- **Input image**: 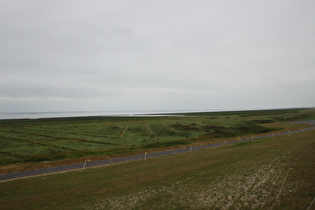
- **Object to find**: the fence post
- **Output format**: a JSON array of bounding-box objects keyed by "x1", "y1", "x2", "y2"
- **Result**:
[
  {"x1": 144, "y1": 152, "x2": 147, "y2": 160},
  {"x1": 190, "y1": 145, "x2": 192, "y2": 152},
  {"x1": 307, "y1": 197, "x2": 315, "y2": 210},
  {"x1": 83, "y1": 159, "x2": 91, "y2": 169}
]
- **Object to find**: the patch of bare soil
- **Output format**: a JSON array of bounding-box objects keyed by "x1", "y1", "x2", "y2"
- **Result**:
[
  {"x1": 88, "y1": 154, "x2": 297, "y2": 209},
  {"x1": 183, "y1": 155, "x2": 296, "y2": 209}
]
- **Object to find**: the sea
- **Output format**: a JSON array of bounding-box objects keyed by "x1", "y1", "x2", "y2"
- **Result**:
[
  {"x1": 0, "y1": 109, "x2": 233, "y2": 120},
  {"x1": 0, "y1": 107, "x2": 290, "y2": 120}
]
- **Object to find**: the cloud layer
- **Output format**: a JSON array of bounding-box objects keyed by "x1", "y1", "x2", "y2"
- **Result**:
[{"x1": 1, "y1": 0, "x2": 315, "y2": 112}]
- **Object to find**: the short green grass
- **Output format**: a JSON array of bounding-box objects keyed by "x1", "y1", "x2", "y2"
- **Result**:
[
  {"x1": 0, "y1": 108, "x2": 314, "y2": 165},
  {"x1": 0, "y1": 128, "x2": 314, "y2": 209}
]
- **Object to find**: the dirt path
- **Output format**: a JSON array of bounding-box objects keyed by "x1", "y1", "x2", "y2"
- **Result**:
[
  {"x1": 145, "y1": 125, "x2": 153, "y2": 138},
  {"x1": 119, "y1": 126, "x2": 128, "y2": 138}
]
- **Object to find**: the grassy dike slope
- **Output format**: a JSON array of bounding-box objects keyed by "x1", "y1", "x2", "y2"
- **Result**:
[{"x1": 1, "y1": 130, "x2": 314, "y2": 209}]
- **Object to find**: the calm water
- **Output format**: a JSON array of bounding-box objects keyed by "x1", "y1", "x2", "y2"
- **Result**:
[
  {"x1": 0, "y1": 111, "x2": 129, "y2": 120},
  {"x1": 0, "y1": 107, "x2": 274, "y2": 120},
  {"x1": 0, "y1": 109, "x2": 220, "y2": 120}
]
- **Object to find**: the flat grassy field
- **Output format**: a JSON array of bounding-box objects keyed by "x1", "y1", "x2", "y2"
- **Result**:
[
  {"x1": 1, "y1": 128, "x2": 314, "y2": 209},
  {"x1": 0, "y1": 108, "x2": 314, "y2": 170}
]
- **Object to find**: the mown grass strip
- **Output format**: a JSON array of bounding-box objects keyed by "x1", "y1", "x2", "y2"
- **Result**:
[
  {"x1": 2, "y1": 129, "x2": 122, "y2": 146},
  {"x1": 0, "y1": 134, "x2": 76, "y2": 151},
  {"x1": 26, "y1": 126, "x2": 121, "y2": 139},
  {"x1": 0, "y1": 150, "x2": 27, "y2": 159}
]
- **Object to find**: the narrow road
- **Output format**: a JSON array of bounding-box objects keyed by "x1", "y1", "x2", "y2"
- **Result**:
[{"x1": 1, "y1": 121, "x2": 314, "y2": 181}]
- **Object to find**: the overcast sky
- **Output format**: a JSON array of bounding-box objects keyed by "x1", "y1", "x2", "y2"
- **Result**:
[{"x1": 1, "y1": 0, "x2": 315, "y2": 113}]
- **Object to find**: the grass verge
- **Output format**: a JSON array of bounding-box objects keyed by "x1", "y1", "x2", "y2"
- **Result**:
[{"x1": 0, "y1": 129, "x2": 314, "y2": 209}]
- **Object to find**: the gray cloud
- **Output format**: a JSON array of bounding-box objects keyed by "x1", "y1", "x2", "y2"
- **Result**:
[{"x1": 1, "y1": 0, "x2": 315, "y2": 112}]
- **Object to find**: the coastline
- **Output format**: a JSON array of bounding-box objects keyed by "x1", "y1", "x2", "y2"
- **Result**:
[
  {"x1": 0, "y1": 107, "x2": 310, "y2": 121},
  {"x1": 0, "y1": 109, "x2": 220, "y2": 120}
]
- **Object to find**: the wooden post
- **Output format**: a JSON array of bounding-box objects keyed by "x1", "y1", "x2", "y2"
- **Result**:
[
  {"x1": 83, "y1": 159, "x2": 91, "y2": 169},
  {"x1": 144, "y1": 152, "x2": 147, "y2": 160},
  {"x1": 190, "y1": 145, "x2": 192, "y2": 152}
]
